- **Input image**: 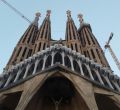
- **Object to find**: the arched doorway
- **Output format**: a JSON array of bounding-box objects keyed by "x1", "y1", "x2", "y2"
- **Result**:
[
  {"x1": 25, "y1": 76, "x2": 89, "y2": 110},
  {"x1": 0, "y1": 91, "x2": 22, "y2": 110},
  {"x1": 95, "y1": 93, "x2": 120, "y2": 110}
]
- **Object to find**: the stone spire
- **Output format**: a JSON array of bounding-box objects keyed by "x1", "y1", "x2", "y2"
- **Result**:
[
  {"x1": 65, "y1": 10, "x2": 82, "y2": 53},
  {"x1": 78, "y1": 13, "x2": 84, "y2": 25},
  {"x1": 6, "y1": 12, "x2": 40, "y2": 70},
  {"x1": 33, "y1": 12, "x2": 41, "y2": 26},
  {"x1": 34, "y1": 10, "x2": 51, "y2": 53},
  {"x1": 46, "y1": 10, "x2": 51, "y2": 19},
  {"x1": 66, "y1": 10, "x2": 72, "y2": 20},
  {"x1": 77, "y1": 13, "x2": 110, "y2": 68}
]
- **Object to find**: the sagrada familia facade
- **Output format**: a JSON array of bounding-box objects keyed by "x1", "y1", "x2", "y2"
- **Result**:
[{"x1": 0, "y1": 10, "x2": 120, "y2": 110}]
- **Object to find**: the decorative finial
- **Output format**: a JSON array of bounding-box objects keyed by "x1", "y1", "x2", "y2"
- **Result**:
[
  {"x1": 36, "y1": 12, "x2": 41, "y2": 17},
  {"x1": 66, "y1": 10, "x2": 71, "y2": 19},
  {"x1": 34, "y1": 12, "x2": 41, "y2": 26},
  {"x1": 46, "y1": 10, "x2": 51, "y2": 17},
  {"x1": 78, "y1": 13, "x2": 84, "y2": 24}
]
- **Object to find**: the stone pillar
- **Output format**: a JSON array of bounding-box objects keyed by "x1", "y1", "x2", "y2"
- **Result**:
[
  {"x1": 32, "y1": 59, "x2": 40, "y2": 75},
  {"x1": 112, "y1": 81, "x2": 120, "y2": 92},
  {"x1": 78, "y1": 60, "x2": 84, "y2": 76},
  {"x1": 14, "y1": 69, "x2": 22, "y2": 82},
  {"x1": 104, "y1": 76, "x2": 114, "y2": 89},
  {"x1": 51, "y1": 52, "x2": 55, "y2": 66},
  {"x1": 86, "y1": 65, "x2": 94, "y2": 80},
  {"x1": 95, "y1": 70, "x2": 104, "y2": 84},
  {"x1": 23, "y1": 64, "x2": 31, "y2": 79},
  {"x1": 4, "y1": 74, "x2": 13, "y2": 87},
  {"x1": 42, "y1": 55, "x2": 47, "y2": 70},
  {"x1": 69, "y1": 55, "x2": 74, "y2": 71},
  {"x1": 61, "y1": 52, "x2": 65, "y2": 66}
]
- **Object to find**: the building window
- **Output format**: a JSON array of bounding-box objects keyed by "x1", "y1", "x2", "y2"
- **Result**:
[
  {"x1": 16, "y1": 47, "x2": 22, "y2": 57},
  {"x1": 84, "y1": 51, "x2": 87, "y2": 57},
  {"x1": 43, "y1": 43, "x2": 46, "y2": 50},
  {"x1": 91, "y1": 49, "x2": 95, "y2": 59},
  {"x1": 38, "y1": 43, "x2": 41, "y2": 51},
  {"x1": 27, "y1": 49, "x2": 32, "y2": 58},
  {"x1": 75, "y1": 44, "x2": 78, "y2": 52},
  {"x1": 22, "y1": 47, "x2": 27, "y2": 57},
  {"x1": 87, "y1": 51, "x2": 91, "y2": 59},
  {"x1": 84, "y1": 28, "x2": 91, "y2": 45},
  {"x1": 71, "y1": 44, "x2": 73, "y2": 50}
]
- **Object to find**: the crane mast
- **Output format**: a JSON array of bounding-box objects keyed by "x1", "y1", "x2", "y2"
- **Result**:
[
  {"x1": 1, "y1": 0, "x2": 31, "y2": 23},
  {"x1": 105, "y1": 33, "x2": 120, "y2": 71}
]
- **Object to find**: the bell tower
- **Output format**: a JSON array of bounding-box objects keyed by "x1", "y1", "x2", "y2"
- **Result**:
[
  {"x1": 77, "y1": 13, "x2": 110, "y2": 68},
  {"x1": 34, "y1": 10, "x2": 51, "y2": 53},
  {"x1": 65, "y1": 10, "x2": 82, "y2": 53},
  {"x1": 6, "y1": 12, "x2": 40, "y2": 70}
]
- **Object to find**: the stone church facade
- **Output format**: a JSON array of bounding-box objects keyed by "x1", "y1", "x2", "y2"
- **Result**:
[{"x1": 0, "y1": 10, "x2": 120, "y2": 110}]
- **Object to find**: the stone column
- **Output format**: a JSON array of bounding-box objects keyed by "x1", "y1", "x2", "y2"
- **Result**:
[
  {"x1": 61, "y1": 52, "x2": 65, "y2": 66},
  {"x1": 51, "y1": 52, "x2": 55, "y2": 66},
  {"x1": 32, "y1": 59, "x2": 40, "y2": 75},
  {"x1": 104, "y1": 76, "x2": 114, "y2": 89},
  {"x1": 69, "y1": 55, "x2": 74, "y2": 71},
  {"x1": 14, "y1": 69, "x2": 22, "y2": 82},
  {"x1": 23, "y1": 64, "x2": 31, "y2": 79},
  {"x1": 112, "y1": 81, "x2": 120, "y2": 92},
  {"x1": 42, "y1": 55, "x2": 47, "y2": 70},
  {"x1": 86, "y1": 64, "x2": 94, "y2": 80},
  {"x1": 95, "y1": 70, "x2": 104, "y2": 84},
  {"x1": 78, "y1": 60, "x2": 84, "y2": 76},
  {"x1": 4, "y1": 74, "x2": 13, "y2": 87}
]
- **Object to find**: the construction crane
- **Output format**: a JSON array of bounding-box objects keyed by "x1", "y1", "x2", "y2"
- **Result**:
[
  {"x1": 104, "y1": 32, "x2": 120, "y2": 71},
  {"x1": 1, "y1": 0, "x2": 31, "y2": 23}
]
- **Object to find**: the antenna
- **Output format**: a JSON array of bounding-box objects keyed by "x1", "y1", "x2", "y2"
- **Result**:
[{"x1": 1, "y1": 0, "x2": 32, "y2": 23}]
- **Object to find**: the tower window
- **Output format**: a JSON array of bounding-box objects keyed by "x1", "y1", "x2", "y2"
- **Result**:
[
  {"x1": 16, "y1": 47, "x2": 22, "y2": 57},
  {"x1": 96, "y1": 49, "x2": 103, "y2": 64},
  {"x1": 45, "y1": 23, "x2": 48, "y2": 39},
  {"x1": 91, "y1": 49, "x2": 95, "y2": 59},
  {"x1": 68, "y1": 24, "x2": 72, "y2": 40},
  {"x1": 41, "y1": 23, "x2": 46, "y2": 38},
  {"x1": 81, "y1": 31, "x2": 86, "y2": 46},
  {"x1": 27, "y1": 28, "x2": 34, "y2": 43},
  {"x1": 43, "y1": 43, "x2": 46, "y2": 50},
  {"x1": 83, "y1": 51, "x2": 87, "y2": 57},
  {"x1": 87, "y1": 29, "x2": 96, "y2": 44},
  {"x1": 87, "y1": 51, "x2": 91, "y2": 59},
  {"x1": 71, "y1": 44, "x2": 73, "y2": 50},
  {"x1": 22, "y1": 47, "x2": 27, "y2": 57},
  {"x1": 32, "y1": 30, "x2": 37, "y2": 43},
  {"x1": 27, "y1": 49, "x2": 32, "y2": 58},
  {"x1": 75, "y1": 44, "x2": 78, "y2": 52},
  {"x1": 84, "y1": 28, "x2": 91, "y2": 45},
  {"x1": 38, "y1": 43, "x2": 41, "y2": 51},
  {"x1": 71, "y1": 24, "x2": 76, "y2": 40}
]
